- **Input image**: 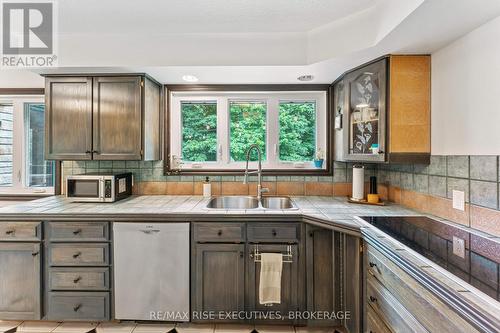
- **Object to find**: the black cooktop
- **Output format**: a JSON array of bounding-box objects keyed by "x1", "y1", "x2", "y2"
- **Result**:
[{"x1": 360, "y1": 216, "x2": 500, "y2": 301}]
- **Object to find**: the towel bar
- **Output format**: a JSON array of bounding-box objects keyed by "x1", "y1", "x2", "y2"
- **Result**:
[{"x1": 250, "y1": 244, "x2": 293, "y2": 263}]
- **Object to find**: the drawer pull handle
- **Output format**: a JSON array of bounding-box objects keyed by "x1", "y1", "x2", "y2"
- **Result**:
[
  {"x1": 73, "y1": 276, "x2": 82, "y2": 283},
  {"x1": 272, "y1": 230, "x2": 277, "y2": 236},
  {"x1": 73, "y1": 252, "x2": 82, "y2": 259},
  {"x1": 73, "y1": 229, "x2": 82, "y2": 235},
  {"x1": 369, "y1": 296, "x2": 378, "y2": 303},
  {"x1": 31, "y1": 251, "x2": 39, "y2": 256},
  {"x1": 5, "y1": 230, "x2": 14, "y2": 235},
  {"x1": 369, "y1": 262, "x2": 377, "y2": 268},
  {"x1": 240, "y1": 251, "x2": 244, "y2": 258},
  {"x1": 73, "y1": 304, "x2": 82, "y2": 312},
  {"x1": 217, "y1": 230, "x2": 222, "y2": 236}
]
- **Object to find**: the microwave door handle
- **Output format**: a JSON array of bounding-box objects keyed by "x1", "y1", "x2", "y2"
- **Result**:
[{"x1": 99, "y1": 179, "x2": 105, "y2": 202}]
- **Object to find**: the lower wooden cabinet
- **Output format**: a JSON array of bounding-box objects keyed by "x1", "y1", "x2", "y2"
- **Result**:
[
  {"x1": 246, "y1": 243, "x2": 303, "y2": 323},
  {"x1": 46, "y1": 291, "x2": 110, "y2": 321},
  {"x1": 192, "y1": 243, "x2": 246, "y2": 320},
  {"x1": 0, "y1": 242, "x2": 41, "y2": 320}
]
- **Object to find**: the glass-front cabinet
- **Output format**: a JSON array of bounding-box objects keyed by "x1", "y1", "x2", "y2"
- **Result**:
[
  {"x1": 343, "y1": 58, "x2": 387, "y2": 162},
  {"x1": 334, "y1": 55, "x2": 430, "y2": 164}
]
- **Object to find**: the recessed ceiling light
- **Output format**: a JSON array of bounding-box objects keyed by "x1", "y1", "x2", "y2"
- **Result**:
[
  {"x1": 182, "y1": 75, "x2": 199, "y2": 82},
  {"x1": 297, "y1": 75, "x2": 314, "y2": 82}
]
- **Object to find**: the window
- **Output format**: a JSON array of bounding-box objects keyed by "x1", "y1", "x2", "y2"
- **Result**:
[
  {"x1": 169, "y1": 90, "x2": 327, "y2": 171},
  {"x1": 0, "y1": 96, "x2": 54, "y2": 194},
  {"x1": 181, "y1": 101, "x2": 217, "y2": 162},
  {"x1": 279, "y1": 101, "x2": 316, "y2": 162},
  {"x1": 229, "y1": 101, "x2": 266, "y2": 162}
]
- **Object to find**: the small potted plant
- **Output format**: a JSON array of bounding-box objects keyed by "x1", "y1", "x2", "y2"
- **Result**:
[{"x1": 314, "y1": 149, "x2": 324, "y2": 168}]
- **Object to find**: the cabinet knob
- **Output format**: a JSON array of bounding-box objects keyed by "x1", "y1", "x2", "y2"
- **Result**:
[
  {"x1": 31, "y1": 251, "x2": 39, "y2": 256},
  {"x1": 309, "y1": 232, "x2": 314, "y2": 237},
  {"x1": 73, "y1": 304, "x2": 82, "y2": 312},
  {"x1": 85, "y1": 150, "x2": 91, "y2": 154},
  {"x1": 369, "y1": 296, "x2": 377, "y2": 303},
  {"x1": 217, "y1": 230, "x2": 222, "y2": 236},
  {"x1": 272, "y1": 230, "x2": 277, "y2": 236},
  {"x1": 240, "y1": 251, "x2": 244, "y2": 258},
  {"x1": 73, "y1": 276, "x2": 82, "y2": 284},
  {"x1": 5, "y1": 230, "x2": 14, "y2": 235},
  {"x1": 92, "y1": 150, "x2": 99, "y2": 154},
  {"x1": 73, "y1": 229, "x2": 82, "y2": 235},
  {"x1": 369, "y1": 262, "x2": 377, "y2": 268},
  {"x1": 73, "y1": 252, "x2": 82, "y2": 259}
]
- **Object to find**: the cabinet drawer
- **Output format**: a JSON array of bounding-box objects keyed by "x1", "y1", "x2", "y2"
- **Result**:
[
  {"x1": 0, "y1": 222, "x2": 41, "y2": 241},
  {"x1": 247, "y1": 223, "x2": 300, "y2": 243},
  {"x1": 49, "y1": 268, "x2": 110, "y2": 291},
  {"x1": 47, "y1": 222, "x2": 109, "y2": 242},
  {"x1": 365, "y1": 243, "x2": 479, "y2": 333},
  {"x1": 366, "y1": 275, "x2": 427, "y2": 333},
  {"x1": 47, "y1": 292, "x2": 110, "y2": 321},
  {"x1": 366, "y1": 304, "x2": 392, "y2": 333},
  {"x1": 49, "y1": 244, "x2": 109, "y2": 266},
  {"x1": 194, "y1": 223, "x2": 245, "y2": 242}
]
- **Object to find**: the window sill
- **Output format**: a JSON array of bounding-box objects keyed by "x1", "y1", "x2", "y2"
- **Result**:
[
  {"x1": 164, "y1": 168, "x2": 332, "y2": 177},
  {"x1": 0, "y1": 193, "x2": 54, "y2": 201}
]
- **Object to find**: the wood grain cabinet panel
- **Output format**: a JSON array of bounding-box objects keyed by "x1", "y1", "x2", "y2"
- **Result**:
[
  {"x1": 49, "y1": 267, "x2": 110, "y2": 291},
  {"x1": 45, "y1": 77, "x2": 93, "y2": 160},
  {"x1": 92, "y1": 76, "x2": 142, "y2": 160},
  {"x1": 365, "y1": 304, "x2": 392, "y2": 333},
  {"x1": 49, "y1": 243, "x2": 109, "y2": 266},
  {"x1": 246, "y1": 243, "x2": 303, "y2": 324},
  {"x1": 0, "y1": 242, "x2": 41, "y2": 320},
  {"x1": 365, "y1": 244, "x2": 480, "y2": 333},
  {"x1": 366, "y1": 275, "x2": 427, "y2": 333},
  {"x1": 47, "y1": 291, "x2": 110, "y2": 321},
  {"x1": 0, "y1": 222, "x2": 41, "y2": 241},
  {"x1": 193, "y1": 223, "x2": 245, "y2": 243},
  {"x1": 247, "y1": 223, "x2": 300, "y2": 243},
  {"x1": 192, "y1": 243, "x2": 245, "y2": 321},
  {"x1": 47, "y1": 222, "x2": 109, "y2": 242},
  {"x1": 44, "y1": 74, "x2": 161, "y2": 161}
]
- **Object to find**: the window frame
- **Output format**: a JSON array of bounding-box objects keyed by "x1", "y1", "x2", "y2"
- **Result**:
[
  {"x1": 0, "y1": 94, "x2": 55, "y2": 195},
  {"x1": 165, "y1": 85, "x2": 332, "y2": 176}
]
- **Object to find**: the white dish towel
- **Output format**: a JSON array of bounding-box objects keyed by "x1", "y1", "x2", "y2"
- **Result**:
[{"x1": 259, "y1": 252, "x2": 283, "y2": 305}]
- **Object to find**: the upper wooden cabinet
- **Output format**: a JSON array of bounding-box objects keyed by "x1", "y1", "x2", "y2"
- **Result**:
[
  {"x1": 45, "y1": 74, "x2": 161, "y2": 161},
  {"x1": 334, "y1": 55, "x2": 431, "y2": 164}
]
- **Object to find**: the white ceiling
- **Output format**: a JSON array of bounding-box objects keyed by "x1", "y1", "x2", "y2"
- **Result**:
[
  {"x1": 59, "y1": 0, "x2": 376, "y2": 34},
  {"x1": 2, "y1": 0, "x2": 500, "y2": 86}
]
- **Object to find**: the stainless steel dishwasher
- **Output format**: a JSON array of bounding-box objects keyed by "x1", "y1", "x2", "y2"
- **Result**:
[{"x1": 113, "y1": 223, "x2": 190, "y2": 321}]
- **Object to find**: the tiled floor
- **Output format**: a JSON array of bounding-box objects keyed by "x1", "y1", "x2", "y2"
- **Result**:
[{"x1": 0, "y1": 322, "x2": 344, "y2": 333}]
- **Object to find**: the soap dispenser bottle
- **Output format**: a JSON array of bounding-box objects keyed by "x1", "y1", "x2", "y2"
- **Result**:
[{"x1": 203, "y1": 177, "x2": 211, "y2": 197}]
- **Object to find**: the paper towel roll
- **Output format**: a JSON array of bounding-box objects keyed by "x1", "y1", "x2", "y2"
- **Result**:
[{"x1": 352, "y1": 165, "x2": 365, "y2": 201}]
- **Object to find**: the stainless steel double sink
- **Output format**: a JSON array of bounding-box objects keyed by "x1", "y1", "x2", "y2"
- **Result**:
[{"x1": 206, "y1": 196, "x2": 297, "y2": 210}]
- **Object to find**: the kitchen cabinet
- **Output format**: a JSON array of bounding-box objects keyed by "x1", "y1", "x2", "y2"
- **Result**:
[
  {"x1": 45, "y1": 221, "x2": 112, "y2": 321},
  {"x1": 364, "y1": 241, "x2": 481, "y2": 333},
  {"x1": 0, "y1": 242, "x2": 41, "y2": 320},
  {"x1": 334, "y1": 55, "x2": 430, "y2": 164},
  {"x1": 45, "y1": 74, "x2": 161, "y2": 161},
  {"x1": 305, "y1": 225, "x2": 338, "y2": 326},
  {"x1": 192, "y1": 243, "x2": 246, "y2": 320}
]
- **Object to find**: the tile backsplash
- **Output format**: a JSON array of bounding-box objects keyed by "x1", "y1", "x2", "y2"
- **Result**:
[
  {"x1": 62, "y1": 155, "x2": 500, "y2": 236},
  {"x1": 378, "y1": 155, "x2": 500, "y2": 237}
]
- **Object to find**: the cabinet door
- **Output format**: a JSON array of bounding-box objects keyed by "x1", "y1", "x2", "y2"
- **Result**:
[
  {"x1": 92, "y1": 76, "x2": 142, "y2": 160},
  {"x1": 192, "y1": 243, "x2": 245, "y2": 321},
  {"x1": 0, "y1": 243, "x2": 41, "y2": 320},
  {"x1": 305, "y1": 226, "x2": 339, "y2": 326},
  {"x1": 45, "y1": 77, "x2": 93, "y2": 160},
  {"x1": 343, "y1": 58, "x2": 387, "y2": 162},
  {"x1": 247, "y1": 243, "x2": 303, "y2": 323}
]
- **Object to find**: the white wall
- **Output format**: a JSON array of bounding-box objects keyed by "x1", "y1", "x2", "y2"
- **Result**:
[{"x1": 432, "y1": 15, "x2": 500, "y2": 155}]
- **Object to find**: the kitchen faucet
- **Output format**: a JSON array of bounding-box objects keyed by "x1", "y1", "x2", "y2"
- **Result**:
[{"x1": 243, "y1": 144, "x2": 269, "y2": 199}]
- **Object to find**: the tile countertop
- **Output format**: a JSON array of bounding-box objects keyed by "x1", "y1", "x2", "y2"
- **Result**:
[{"x1": 0, "y1": 195, "x2": 419, "y2": 232}]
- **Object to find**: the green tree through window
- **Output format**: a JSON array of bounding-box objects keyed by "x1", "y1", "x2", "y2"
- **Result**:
[
  {"x1": 279, "y1": 102, "x2": 316, "y2": 161},
  {"x1": 230, "y1": 101, "x2": 266, "y2": 161},
  {"x1": 181, "y1": 102, "x2": 217, "y2": 162}
]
